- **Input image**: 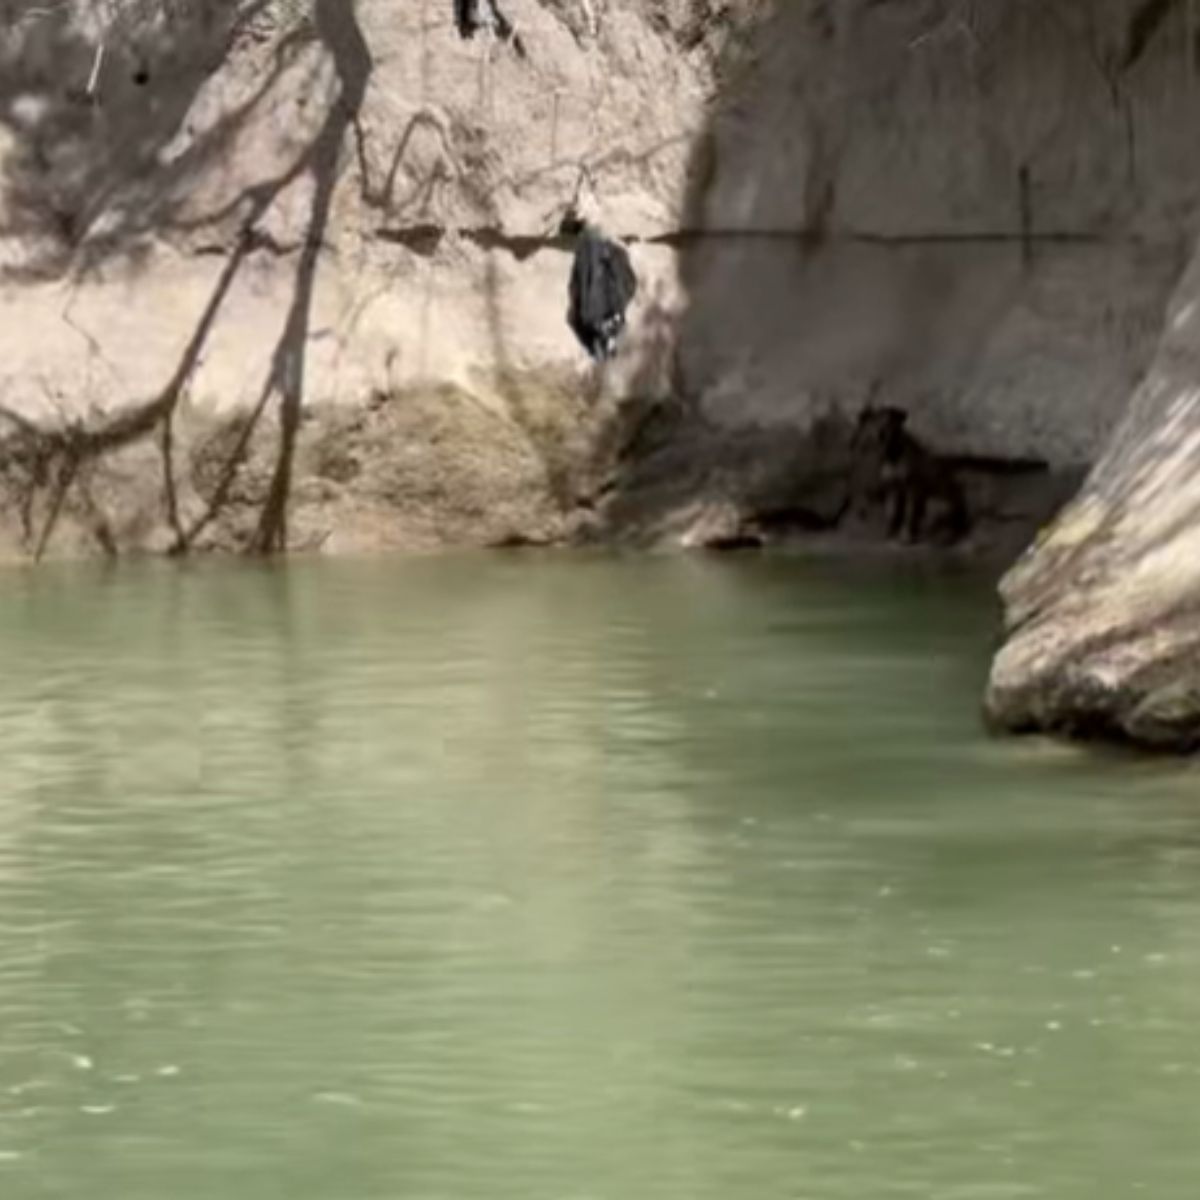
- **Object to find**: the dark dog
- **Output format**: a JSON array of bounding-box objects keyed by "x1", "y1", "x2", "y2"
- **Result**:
[{"x1": 851, "y1": 405, "x2": 969, "y2": 544}]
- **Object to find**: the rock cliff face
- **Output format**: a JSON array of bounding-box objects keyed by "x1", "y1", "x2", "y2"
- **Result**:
[{"x1": 0, "y1": 1, "x2": 1197, "y2": 565}]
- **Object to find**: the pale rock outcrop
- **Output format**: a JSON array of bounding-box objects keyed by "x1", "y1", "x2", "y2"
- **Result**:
[{"x1": 986, "y1": 238, "x2": 1200, "y2": 749}]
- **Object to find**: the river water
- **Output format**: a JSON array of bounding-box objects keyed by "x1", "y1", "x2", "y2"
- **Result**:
[{"x1": 0, "y1": 553, "x2": 1199, "y2": 1199}]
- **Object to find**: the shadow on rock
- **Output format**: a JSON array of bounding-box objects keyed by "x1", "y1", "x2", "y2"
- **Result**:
[
  {"x1": 595, "y1": 0, "x2": 1124, "y2": 564},
  {"x1": 0, "y1": 0, "x2": 372, "y2": 559}
]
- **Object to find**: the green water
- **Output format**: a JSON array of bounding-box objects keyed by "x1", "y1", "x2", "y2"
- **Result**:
[{"x1": 0, "y1": 554, "x2": 1199, "y2": 1199}]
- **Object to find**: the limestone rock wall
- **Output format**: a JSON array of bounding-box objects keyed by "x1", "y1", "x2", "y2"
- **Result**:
[{"x1": 0, "y1": 0, "x2": 1197, "y2": 558}]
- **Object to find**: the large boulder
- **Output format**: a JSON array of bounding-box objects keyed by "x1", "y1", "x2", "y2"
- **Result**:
[{"x1": 987, "y1": 236, "x2": 1200, "y2": 749}]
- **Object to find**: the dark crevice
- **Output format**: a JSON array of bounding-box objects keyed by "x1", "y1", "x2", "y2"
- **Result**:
[
  {"x1": 372, "y1": 223, "x2": 1161, "y2": 262},
  {"x1": 462, "y1": 227, "x2": 571, "y2": 259},
  {"x1": 374, "y1": 223, "x2": 446, "y2": 255},
  {"x1": 374, "y1": 224, "x2": 572, "y2": 259},
  {"x1": 646, "y1": 228, "x2": 1154, "y2": 248},
  {"x1": 190, "y1": 228, "x2": 302, "y2": 257}
]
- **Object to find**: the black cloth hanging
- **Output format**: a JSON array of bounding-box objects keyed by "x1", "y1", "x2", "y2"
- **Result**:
[
  {"x1": 454, "y1": 0, "x2": 475, "y2": 36},
  {"x1": 566, "y1": 224, "x2": 638, "y2": 361}
]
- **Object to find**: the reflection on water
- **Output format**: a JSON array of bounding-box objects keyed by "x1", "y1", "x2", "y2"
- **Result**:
[{"x1": 0, "y1": 553, "x2": 1198, "y2": 1199}]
